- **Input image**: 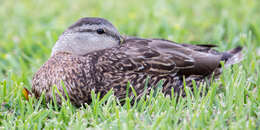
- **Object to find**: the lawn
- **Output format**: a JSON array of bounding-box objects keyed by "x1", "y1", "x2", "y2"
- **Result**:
[{"x1": 0, "y1": 0, "x2": 259, "y2": 129}]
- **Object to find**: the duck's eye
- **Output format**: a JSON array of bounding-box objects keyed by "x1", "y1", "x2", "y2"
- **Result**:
[{"x1": 96, "y1": 29, "x2": 105, "y2": 34}]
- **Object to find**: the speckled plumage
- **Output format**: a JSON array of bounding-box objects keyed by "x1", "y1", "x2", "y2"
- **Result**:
[{"x1": 32, "y1": 17, "x2": 243, "y2": 107}]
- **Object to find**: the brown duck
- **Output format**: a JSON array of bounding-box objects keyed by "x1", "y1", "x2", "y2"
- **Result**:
[{"x1": 32, "y1": 17, "x2": 243, "y2": 107}]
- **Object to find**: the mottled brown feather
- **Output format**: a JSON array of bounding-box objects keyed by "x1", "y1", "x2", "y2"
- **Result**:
[{"x1": 32, "y1": 37, "x2": 242, "y2": 107}]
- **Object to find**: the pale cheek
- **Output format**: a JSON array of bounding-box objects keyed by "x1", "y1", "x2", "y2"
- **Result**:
[
  {"x1": 74, "y1": 34, "x2": 89, "y2": 43},
  {"x1": 97, "y1": 37, "x2": 118, "y2": 49}
]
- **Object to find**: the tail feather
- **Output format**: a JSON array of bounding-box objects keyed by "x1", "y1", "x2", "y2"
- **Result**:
[
  {"x1": 227, "y1": 46, "x2": 243, "y2": 54},
  {"x1": 224, "y1": 46, "x2": 243, "y2": 67}
]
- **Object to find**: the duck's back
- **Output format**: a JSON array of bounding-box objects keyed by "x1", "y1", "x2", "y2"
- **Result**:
[{"x1": 91, "y1": 38, "x2": 224, "y2": 99}]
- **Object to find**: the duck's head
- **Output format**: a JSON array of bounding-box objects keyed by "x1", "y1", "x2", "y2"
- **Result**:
[{"x1": 51, "y1": 17, "x2": 123, "y2": 56}]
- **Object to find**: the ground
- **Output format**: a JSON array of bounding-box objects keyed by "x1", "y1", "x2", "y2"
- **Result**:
[{"x1": 0, "y1": 0, "x2": 259, "y2": 129}]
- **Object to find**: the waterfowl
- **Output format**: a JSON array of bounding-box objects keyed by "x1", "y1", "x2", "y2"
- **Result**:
[{"x1": 32, "y1": 17, "x2": 243, "y2": 107}]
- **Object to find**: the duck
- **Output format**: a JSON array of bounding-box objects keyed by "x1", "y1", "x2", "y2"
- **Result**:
[{"x1": 32, "y1": 17, "x2": 243, "y2": 107}]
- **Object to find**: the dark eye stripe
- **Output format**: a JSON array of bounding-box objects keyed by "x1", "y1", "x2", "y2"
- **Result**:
[
  {"x1": 77, "y1": 29, "x2": 94, "y2": 33},
  {"x1": 76, "y1": 29, "x2": 121, "y2": 43}
]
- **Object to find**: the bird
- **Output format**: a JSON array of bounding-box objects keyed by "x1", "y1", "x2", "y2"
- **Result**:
[{"x1": 32, "y1": 17, "x2": 243, "y2": 107}]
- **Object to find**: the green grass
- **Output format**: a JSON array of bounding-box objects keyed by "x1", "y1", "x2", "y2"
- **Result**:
[{"x1": 0, "y1": 0, "x2": 259, "y2": 129}]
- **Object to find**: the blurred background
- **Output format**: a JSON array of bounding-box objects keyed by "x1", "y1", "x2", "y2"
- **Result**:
[{"x1": 0, "y1": 0, "x2": 259, "y2": 87}]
